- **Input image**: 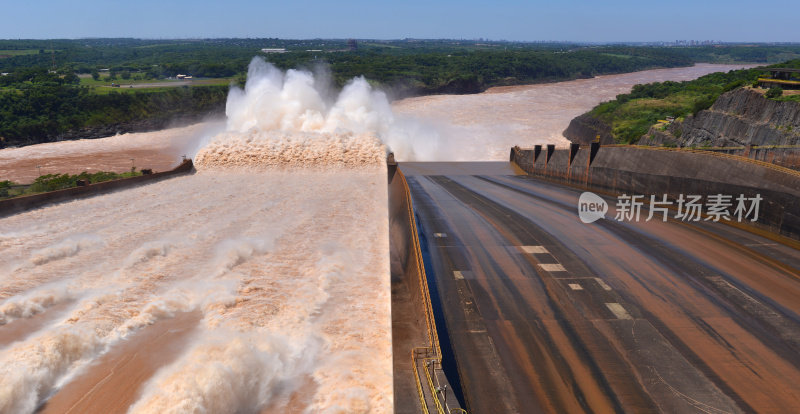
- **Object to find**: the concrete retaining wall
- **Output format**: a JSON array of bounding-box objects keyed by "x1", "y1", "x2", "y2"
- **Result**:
[
  {"x1": 701, "y1": 146, "x2": 800, "y2": 171},
  {"x1": 389, "y1": 166, "x2": 462, "y2": 413},
  {"x1": 511, "y1": 145, "x2": 800, "y2": 240},
  {"x1": 389, "y1": 167, "x2": 431, "y2": 413},
  {"x1": 0, "y1": 159, "x2": 195, "y2": 219},
  {"x1": 389, "y1": 164, "x2": 428, "y2": 414}
]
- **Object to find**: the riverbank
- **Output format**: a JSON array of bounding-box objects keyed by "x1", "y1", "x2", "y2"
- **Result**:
[
  {"x1": 392, "y1": 64, "x2": 755, "y2": 160},
  {"x1": 0, "y1": 64, "x2": 756, "y2": 183}
]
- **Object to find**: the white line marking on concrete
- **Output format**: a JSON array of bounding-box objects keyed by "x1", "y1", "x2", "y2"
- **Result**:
[
  {"x1": 605, "y1": 303, "x2": 633, "y2": 320},
  {"x1": 553, "y1": 277, "x2": 595, "y2": 280},
  {"x1": 539, "y1": 263, "x2": 566, "y2": 272},
  {"x1": 568, "y1": 283, "x2": 583, "y2": 290},
  {"x1": 454, "y1": 271, "x2": 465, "y2": 280},
  {"x1": 434, "y1": 233, "x2": 447, "y2": 238},
  {"x1": 712, "y1": 276, "x2": 779, "y2": 317},
  {"x1": 521, "y1": 245, "x2": 548, "y2": 254},
  {"x1": 595, "y1": 278, "x2": 612, "y2": 291}
]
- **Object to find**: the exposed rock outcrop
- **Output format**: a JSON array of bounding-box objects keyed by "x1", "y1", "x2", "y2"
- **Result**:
[
  {"x1": 638, "y1": 119, "x2": 685, "y2": 147},
  {"x1": 640, "y1": 88, "x2": 800, "y2": 147},
  {"x1": 562, "y1": 113, "x2": 615, "y2": 144}
]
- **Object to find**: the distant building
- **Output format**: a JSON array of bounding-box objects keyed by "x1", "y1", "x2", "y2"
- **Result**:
[
  {"x1": 348, "y1": 39, "x2": 358, "y2": 51},
  {"x1": 261, "y1": 48, "x2": 287, "y2": 53}
]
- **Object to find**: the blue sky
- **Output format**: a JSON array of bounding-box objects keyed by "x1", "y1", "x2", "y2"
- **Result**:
[{"x1": 1, "y1": 0, "x2": 797, "y2": 42}]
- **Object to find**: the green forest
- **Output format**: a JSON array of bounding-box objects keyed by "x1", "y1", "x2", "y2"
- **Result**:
[
  {"x1": 0, "y1": 68, "x2": 227, "y2": 146},
  {"x1": 2, "y1": 38, "x2": 800, "y2": 148},
  {"x1": 586, "y1": 60, "x2": 800, "y2": 144}
]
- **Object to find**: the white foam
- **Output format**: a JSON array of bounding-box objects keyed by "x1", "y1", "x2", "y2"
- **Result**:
[
  {"x1": 0, "y1": 289, "x2": 201, "y2": 414},
  {"x1": 29, "y1": 235, "x2": 103, "y2": 266},
  {"x1": 195, "y1": 130, "x2": 386, "y2": 170},
  {"x1": 122, "y1": 241, "x2": 173, "y2": 269},
  {"x1": 0, "y1": 169, "x2": 392, "y2": 413},
  {"x1": 0, "y1": 58, "x2": 395, "y2": 413},
  {"x1": 0, "y1": 283, "x2": 71, "y2": 325},
  {"x1": 128, "y1": 331, "x2": 321, "y2": 414},
  {"x1": 197, "y1": 56, "x2": 456, "y2": 164}
]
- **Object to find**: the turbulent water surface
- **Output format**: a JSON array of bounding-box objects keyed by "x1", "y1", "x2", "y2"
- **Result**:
[{"x1": 0, "y1": 58, "x2": 393, "y2": 414}]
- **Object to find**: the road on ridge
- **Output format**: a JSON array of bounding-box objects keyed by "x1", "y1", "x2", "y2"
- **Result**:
[{"x1": 402, "y1": 162, "x2": 800, "y2": 414}]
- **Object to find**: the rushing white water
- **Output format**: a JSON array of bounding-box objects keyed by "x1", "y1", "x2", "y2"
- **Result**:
[
  {"x1": 0, "y1": 58, "x2": 393, "y2": 413},
  {"x1": 190, "y1": 56, "x2": 448, "y2": 163}
]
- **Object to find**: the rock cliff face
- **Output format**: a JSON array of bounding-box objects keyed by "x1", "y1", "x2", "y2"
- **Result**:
[
  {"x1": 640, "y1": 88, "x2": 800, "y2": 147},
  {"x1": 562, "y1": 113, "x2": 615, "y2": 145},
  {"x1": 565, "y1": 88, "x2": 800, "y2": 147}
]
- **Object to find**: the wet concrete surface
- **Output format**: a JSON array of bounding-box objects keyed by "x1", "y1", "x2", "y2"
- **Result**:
[
  {"x1": 37, "y1": 311, "x2": 202, "y2": 414},
  {"x1": 403, "y1": 162, "x2": 800, "y2": 414}
]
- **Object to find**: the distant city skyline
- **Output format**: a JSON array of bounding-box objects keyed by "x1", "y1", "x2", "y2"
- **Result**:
[{"x1": 2, "y1": 0, "x2": 798, "y2": 42}]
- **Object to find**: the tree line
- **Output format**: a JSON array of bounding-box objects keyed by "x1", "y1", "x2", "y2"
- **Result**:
[
  {"x1": 0, "y1": 77, "x2": 227, "y2": 147},
  {"x1": 2, "y1": 39, "x2": 799, "y2": 147}
]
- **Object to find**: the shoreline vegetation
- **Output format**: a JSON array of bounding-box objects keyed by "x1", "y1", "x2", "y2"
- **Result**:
[
  {"x1": 0, "y1": 170, "x2": 143, "y2": 200},
  {"x1": 574, "y1": 60, "x2": 800, "y2": 144},
  {"x1": 2, "y1": 38, "x2": 800, "y2": 148}
]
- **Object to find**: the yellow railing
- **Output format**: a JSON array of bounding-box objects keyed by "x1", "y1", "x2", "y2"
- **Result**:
[
  {"x1": 414, "y1": 347, "x2": 467, "y2": 414},
  {"x1": 758, "y1": 77, "x2": 800, "y2": 85},
  {"x1": 400, "y1": 170, "x2": 441, "y2": 357},
  {"x1": 412, "y1": 350, "x2": 430, "y2": 414},
  {"x1": 398, "y1": 169, "x2": 462, "y2": 414},
  {"x1": 666, "y1": 144, "x2": 800, "y2": 151},
  {"x1": 424, "y1": 356, "x2": 445, "y2": 414}
]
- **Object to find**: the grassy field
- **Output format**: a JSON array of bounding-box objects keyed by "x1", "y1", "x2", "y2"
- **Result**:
[
  {"x1": 601, "y1": 53, "x2": 634, "y2": 59},
  {"x1": 593, "y1": 91, "x2": 706, "y2": 143},
  {"x1": 776, "y1": 94, "x2": 800, "y2": 102},
  {"x1": 0, "y1": 49, "x2": 55, "y2": 57},
  {"x1": 78, "y1": 76, "x2": 233, "y2": 94}
]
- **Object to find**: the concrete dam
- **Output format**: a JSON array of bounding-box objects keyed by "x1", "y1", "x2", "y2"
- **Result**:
[{"x1": 2, "y1": 62, "x2": 798, "y2": 413}]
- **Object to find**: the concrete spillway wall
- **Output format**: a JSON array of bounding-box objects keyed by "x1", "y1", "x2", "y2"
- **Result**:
[
  {"x1": 695, "y1": 146, "x2": 800, "y2": 171},
  {"x1": 389, "y1": 165, "x2": 463, "y2": 414},
  {"x1": 389, "y1": 167, "x2": 428, "y2": 413},
  {"x1": 511, "y1": 144, "x2": 800, "y2": 240},
  {"x1": 0, "y1": 160, "x2": 195, "y2": 219}
]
